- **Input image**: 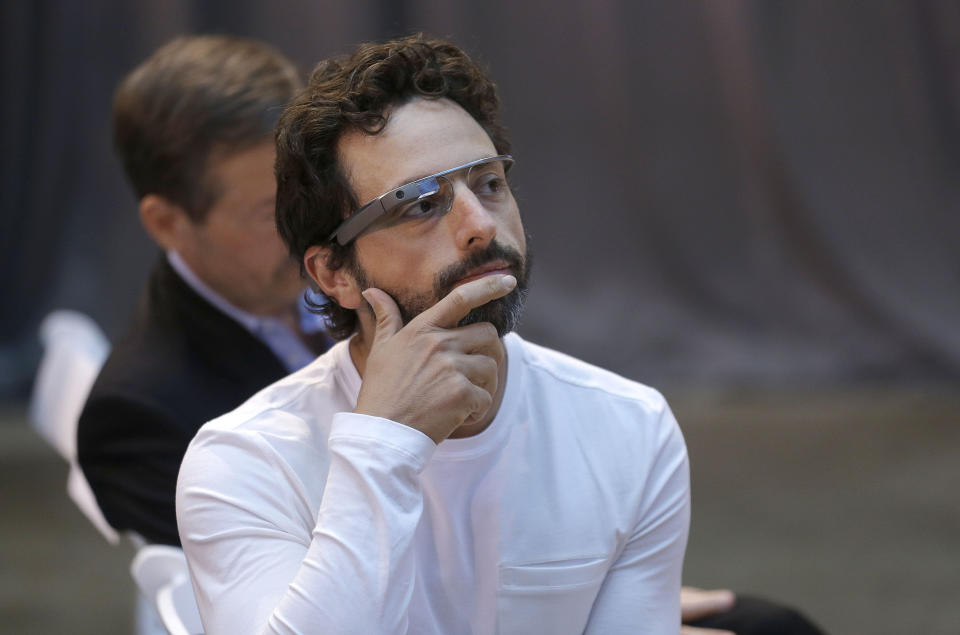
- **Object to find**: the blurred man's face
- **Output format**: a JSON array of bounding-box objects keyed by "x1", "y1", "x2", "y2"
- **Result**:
[
  {"x1": 178, "y1": 140, "x2": 303, "y2": 316},
  {"x1": 337, "y1": 98, "x2": 529, "y2": 335}
]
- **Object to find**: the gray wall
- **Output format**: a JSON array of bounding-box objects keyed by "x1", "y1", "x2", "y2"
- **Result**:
[{"x1": 3, "y1": 0, "x2": 958, "y2": 396}]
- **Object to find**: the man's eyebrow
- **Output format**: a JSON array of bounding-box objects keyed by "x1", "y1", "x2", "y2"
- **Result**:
[
  {"x1": 385, "y1": 156, "x2": 497, "y2": 192},
  {"x1": 386, "y1": 169, "x2": 437, "y2": 192}
]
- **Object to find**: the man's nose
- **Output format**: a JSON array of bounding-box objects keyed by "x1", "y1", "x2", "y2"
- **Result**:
[{"x1": 449, "y1": 183, "x2": 497, "y2": 250}]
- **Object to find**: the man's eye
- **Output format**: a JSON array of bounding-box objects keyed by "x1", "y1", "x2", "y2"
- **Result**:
[
  {"x1": 400, "y1": 196, "x2": 441, "y2": 218},
  {"x1": 474, "y1": 175, "x2": 506, "y2": 197}
]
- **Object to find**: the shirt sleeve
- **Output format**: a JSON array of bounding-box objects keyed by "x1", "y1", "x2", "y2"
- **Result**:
[
  {"x1": 176, "y1": 413, "x2": 436, "y2": 635},
  {"x1": 584, "y1": 402, "x2": 691, "y2": 633}
]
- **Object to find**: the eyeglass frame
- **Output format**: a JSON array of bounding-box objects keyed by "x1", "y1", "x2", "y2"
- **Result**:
[{"x1": 327, "y1": 154, "x2": 514, "y2": 246}]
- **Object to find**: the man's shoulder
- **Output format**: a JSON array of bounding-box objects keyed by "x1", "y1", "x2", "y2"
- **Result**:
[
  {"x1": 92, "y1": 257, "x2": 199, "y2": 388},
  {"x1": 505, "y1": 335, "x2": 686, "y2": 529},
  {"x1": 510, "y1": 334, "x2": 667, "y2": 413},
  {"x1": 81, "y1": 257, "x2": 293, "y2": 430},
  {"x1": 78, "y1": 339, "x2": 217, "y2": 448},
  {"x1": 193, "y1": 340, "x2": 352, "y2": 442},
  {"x1": 82, "y1": 309, "x2": 219, "y2": 411},
  {"x1": 179, "y1": 343, "x2": 351, "y2": 504},
  {"x1": 81, "y1": 309, "x2": 188, "y2": 409}
]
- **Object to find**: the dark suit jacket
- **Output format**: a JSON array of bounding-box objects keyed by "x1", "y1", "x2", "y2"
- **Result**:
[{"x1": 77, "y1": 255, "x2": 329, "y2": 545}]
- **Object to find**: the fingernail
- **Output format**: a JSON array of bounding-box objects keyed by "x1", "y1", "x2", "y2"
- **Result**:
[{"x1": 501, "y1": 274, "x2": 517, "y2": 290}]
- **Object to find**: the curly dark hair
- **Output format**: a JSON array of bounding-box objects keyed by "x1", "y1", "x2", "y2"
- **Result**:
[{"x1": 275, "y1": 34, "x2": 512, "y2": 340}]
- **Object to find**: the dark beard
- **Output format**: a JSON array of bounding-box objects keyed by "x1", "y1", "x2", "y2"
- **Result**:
[{"x1": 352, "y1": 239, "x2": 531, "y2": 337}]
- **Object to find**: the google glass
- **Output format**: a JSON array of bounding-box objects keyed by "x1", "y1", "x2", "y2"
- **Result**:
[{"x1": 328, "y1": 154, "x2": 514, "y2": 246}]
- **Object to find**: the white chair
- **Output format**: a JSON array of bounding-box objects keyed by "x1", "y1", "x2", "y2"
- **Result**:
[
  {"x1": 29, "y1": 309, "x2": 119, "y2": 544},
  {"x1": 30, "y1": 310, "x2": 170, "y2": 634},
  {"x1": 131, "y1": 545, "x2": 204, "y2": 635}
]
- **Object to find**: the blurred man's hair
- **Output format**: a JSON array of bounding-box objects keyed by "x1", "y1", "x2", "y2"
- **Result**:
[
  {"x1": 275, "y1": 34, "x2": 511, "y2": 339},
  {"x1": 113, "y1": 35, "x2": 301, "y2": 221}
]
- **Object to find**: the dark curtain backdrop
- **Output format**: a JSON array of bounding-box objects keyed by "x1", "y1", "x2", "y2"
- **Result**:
[{"x1": 2, "y1": 0, "x2": 958, "y2": 396}]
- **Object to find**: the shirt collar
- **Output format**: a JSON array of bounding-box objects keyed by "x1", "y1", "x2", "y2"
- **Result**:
[
  {"x1": 167, "y1": 250, "x2": 265, "y2": 332},
  {"x1": 168, "y1": 250, "x2": 328, "y2": 337}
]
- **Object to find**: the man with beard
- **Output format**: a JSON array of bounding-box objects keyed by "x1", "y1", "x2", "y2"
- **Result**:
[
  {"x1": 77, "y1": 35, "x2": 330, "y2": 547},
  {"x1": 176, "y1": 35, "x2": 817, "y2": 634},
  {"x1": 177, "y1": 34, "x2": 688, "y2": 633}
]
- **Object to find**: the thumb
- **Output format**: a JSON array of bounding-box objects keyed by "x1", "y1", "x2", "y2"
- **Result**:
[
  {"x1": 681, "y1": 588, "x2": 736, "y2": 621},
  {"x1": 361, "y1": 287, "x2": 403, "y2": 343}
]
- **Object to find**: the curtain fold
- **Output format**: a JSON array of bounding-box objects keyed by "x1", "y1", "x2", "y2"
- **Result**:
[{"x1": 3, "y1": 0, "x2": 956, "y2": 393}]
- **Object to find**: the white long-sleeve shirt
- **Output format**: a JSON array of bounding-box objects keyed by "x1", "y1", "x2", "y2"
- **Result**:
[{"x1": 176, "y1": 333, "x2": 690, "y2": 634}]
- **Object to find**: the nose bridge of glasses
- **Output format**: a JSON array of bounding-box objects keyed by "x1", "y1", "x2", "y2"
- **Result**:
[
  {"x1": 417, "y1": 157, "x2": 510, "y2": 211},
  {"x1": 451, "y1": 162, "x2": 508, "y2": 209},
  {"x1": 436, "y1": 160, "x2": 491, "y2": 189},
  {"x1": 431, "y1": 165, "x2": 472, "y2": 203},
  {"x1": 446, "y1": 177, "x2": 496, "y2": 222}
]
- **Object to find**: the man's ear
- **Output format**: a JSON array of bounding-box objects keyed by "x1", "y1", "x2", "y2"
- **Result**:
[
  {"x1": 139, "y1": 194, "x2": 192, "y2": 251},
  {"x1": 304, "y1": 245, "x2": 363, "y2": 310}
]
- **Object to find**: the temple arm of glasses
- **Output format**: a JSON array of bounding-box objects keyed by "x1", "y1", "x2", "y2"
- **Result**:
[
  {"x1": 329, "y1": 178, "x2": 437, "y2": 245},
  {"x1": 330, "y1": 198, "x2": 386, "y2": 246}
]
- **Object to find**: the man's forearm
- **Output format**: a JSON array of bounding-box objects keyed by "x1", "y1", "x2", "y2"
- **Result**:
[{"x1": 181, "y1": 414, "x2": 435, "y2": 634}]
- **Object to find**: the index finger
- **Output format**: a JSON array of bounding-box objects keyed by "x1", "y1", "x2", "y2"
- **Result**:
[{"x1": 417, "y1": 274, "x2": 517, "y2": 330}]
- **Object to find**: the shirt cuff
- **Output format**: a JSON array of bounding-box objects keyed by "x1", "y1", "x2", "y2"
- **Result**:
[{"x1": 328, "y1": 412, "x2": 437, "y2": 472}]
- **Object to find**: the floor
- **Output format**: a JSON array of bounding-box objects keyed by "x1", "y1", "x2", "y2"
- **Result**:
[{"x1": 1, "y1": 386, "x2": 958, "y2": 634}]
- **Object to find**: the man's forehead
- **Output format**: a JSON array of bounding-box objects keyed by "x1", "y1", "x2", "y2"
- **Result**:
[{"x1": 337, "y1": 98, "x2": 497, "y2": 200}]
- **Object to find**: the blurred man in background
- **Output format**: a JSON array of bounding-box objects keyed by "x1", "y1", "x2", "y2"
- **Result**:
[{"x1": 76, "y1": 35, "x2": 330, "y2": 546}]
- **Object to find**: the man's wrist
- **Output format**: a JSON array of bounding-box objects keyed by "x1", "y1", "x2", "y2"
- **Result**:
[{"x1": 330, "y1": 412, "x2": 437, "y2": 468}]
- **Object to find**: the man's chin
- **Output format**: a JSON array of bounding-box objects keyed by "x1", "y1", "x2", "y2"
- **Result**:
[{"x1": 457, "y1": 288, "x2": 528, "y2": 338}]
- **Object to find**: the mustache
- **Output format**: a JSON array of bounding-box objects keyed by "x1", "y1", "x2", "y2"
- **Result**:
[{"x1": 433, "y1": 240, "x2": 526, "y2": 299}]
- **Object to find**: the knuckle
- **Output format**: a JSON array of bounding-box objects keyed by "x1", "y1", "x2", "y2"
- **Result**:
[
  {"x1": 479, "y1": 356, "x2": 498, "y2": 378},
  {"x1": 450, "y1": 286, "x2": 470, "y2": 308},
  {"x1": 423, "y1": 332, "x2": 444, "y2": 353},
  {"x1": 442, "y1": 354, "x2": 460, "y2": 375},
  {"x1": 473, "y1": 387, "x2": 493, "y2": 411},
  {"x1": 435, "y1": 330, "x2": 458, "y2": 348},
  {"x1": 452, "y1": 374, "x2": 474, "y2": 399}
]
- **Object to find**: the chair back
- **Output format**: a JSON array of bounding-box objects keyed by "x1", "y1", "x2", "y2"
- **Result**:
[
  {"x1": 29, "y1": 310, "x2": 119, "y2": 543},
  {"x1": 30, "y1": 310, "x2": 110, "y2": 458},
  {"x1": 131, "y1": 545, "x2": 204, "y2": 635}
]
